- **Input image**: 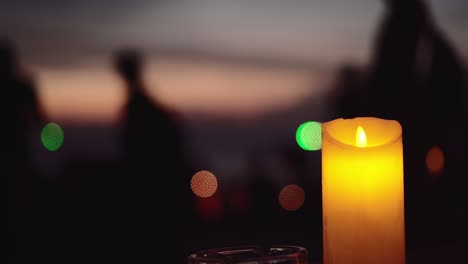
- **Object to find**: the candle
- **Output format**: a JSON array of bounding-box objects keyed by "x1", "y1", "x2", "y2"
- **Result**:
[{"x1": 322, "y1": 117, "x2": 405, "y2": 264}]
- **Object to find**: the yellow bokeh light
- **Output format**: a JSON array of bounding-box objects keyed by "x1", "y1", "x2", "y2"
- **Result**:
[
  {"x1": 279, "y1": 184, "x2": 305, "y2": 211},
  {"x1": 356, "y1": 126, "x2": 367, "y2": 148},
  {"x1": 191, "y1": 170, "x2": 218, "y2": 198},
  {"x1": 426, "y1": 145, "x2": 445, "y2": 176}
]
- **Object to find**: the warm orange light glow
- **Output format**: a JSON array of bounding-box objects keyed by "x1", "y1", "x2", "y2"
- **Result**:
[
  {"x1": 322, "y1": 117, "x2": 405, "y2": 264},
  {"x1": 426, "y1": 145, "x2": 444, "y2": 176},
  {"x1": 356, "y1": 125, "x2": 367, "y2": 147},
  {"x1": 37, "y1": 59, "x2": 326, "y2": 122},
  {"x1": 279, "y1": 184, "x2": 305, "y2": 211},
  {"x1": 191, "y1": 170, "x2": 218, "y2": 198}
]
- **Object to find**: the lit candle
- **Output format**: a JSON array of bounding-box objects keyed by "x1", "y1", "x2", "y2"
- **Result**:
[{"x1": 322, "y1": 117, "x2": 405, "y2": 264}]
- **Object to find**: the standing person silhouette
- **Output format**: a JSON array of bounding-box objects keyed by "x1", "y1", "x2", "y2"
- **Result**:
[
  {"x1": 332, "y1": 0, "x2": 465, "y2": 250},
  {"x1": 1, "y1": 39, "x2": 42, "y2": 169},
  {"x1": 365, "y1": 0, "x2": 465, "y2": 248},
  {"x1": 2, "y1": 38, "x2": 43, "y2": 263},
  {"x1": 367, "y1": 0, "x2": 464, "y2": 126},
  {"x1": 115, "y1": 49, "x2": 192, "y2": 263}
]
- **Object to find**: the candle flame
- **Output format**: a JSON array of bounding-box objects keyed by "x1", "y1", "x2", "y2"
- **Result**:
[{"x1": 356, "y1": 126, "x2": 367, "y2": 147}]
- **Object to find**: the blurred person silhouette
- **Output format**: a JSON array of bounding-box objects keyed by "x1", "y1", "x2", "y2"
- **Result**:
[
  {"x1": 2, "y1": 38, "x2": 44, "y2": 262},
  {"x1": 336, "y1": 0, "x2": 465, "y2": 248},
  {"x1": 114, "y1": 49, "x2": 193, "y2": 263},
  {"x1": 366, "y1": 0, "x2": 464, "y2": 126},
  {"x1": 372, "y1": 0, "x2": 464, "y2": 247},
  {"x1": 1, "y1": 39, "x2": 43, "y2": 168}
]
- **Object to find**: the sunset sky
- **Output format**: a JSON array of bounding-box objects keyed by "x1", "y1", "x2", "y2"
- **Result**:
[{"x1": 1, "y1": 0, "x2": 466, "y2": 123}]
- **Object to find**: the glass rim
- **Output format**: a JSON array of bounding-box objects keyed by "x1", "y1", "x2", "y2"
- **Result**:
[{"x1": 188, "y1": 245, "x2": 307, "y2": 263}]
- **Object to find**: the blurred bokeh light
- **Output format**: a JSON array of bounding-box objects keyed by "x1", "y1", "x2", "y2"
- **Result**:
[
  {"x1": 191, "y1": 170, "x2": 218, "y2": 198},
  {"x1": 279, "y1": 184, "x2": 305, "y2": 211},
  {"x1": 296, "y1": 121, "x2": 322, "y2": 151},
  {"x1": 41, "y1": 122, "x2": 64, "y2": 151},
  {"x1": 426, "y1": 145, "x2": 445, "y2": 176}
]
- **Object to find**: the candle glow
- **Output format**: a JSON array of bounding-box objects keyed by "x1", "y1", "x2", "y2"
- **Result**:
[{"x1": 322, "y1": 117, "x2": 405, "y2": 264}]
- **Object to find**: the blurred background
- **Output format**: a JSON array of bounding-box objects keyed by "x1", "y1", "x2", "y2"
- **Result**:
[{"x1": 3, "y1": 0, "x2": 467, "y2": 263}]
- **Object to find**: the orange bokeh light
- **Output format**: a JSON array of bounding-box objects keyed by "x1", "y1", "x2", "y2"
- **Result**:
[
  {"x1": 279, "y1": 184, "x2": 305, "y2": 211},
  {"x1": 191, "y1": 170, "x2": 218, "y2": 198},
  {"x1": 426, "y1": 145, "x2": 445, "y2": 176}
]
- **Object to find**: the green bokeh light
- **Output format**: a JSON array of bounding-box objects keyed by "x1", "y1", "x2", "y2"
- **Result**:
[
  {"x1": 296, "y1": 121, "x2": 322, "y2": 151},
  {"x1": 41, "y1": 123, "x2": 64, "y2": 151}
]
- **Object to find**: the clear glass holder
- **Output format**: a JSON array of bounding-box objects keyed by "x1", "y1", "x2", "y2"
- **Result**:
[{"x1": 188, "y1": 245, "x2": 308, "y2": 263}]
